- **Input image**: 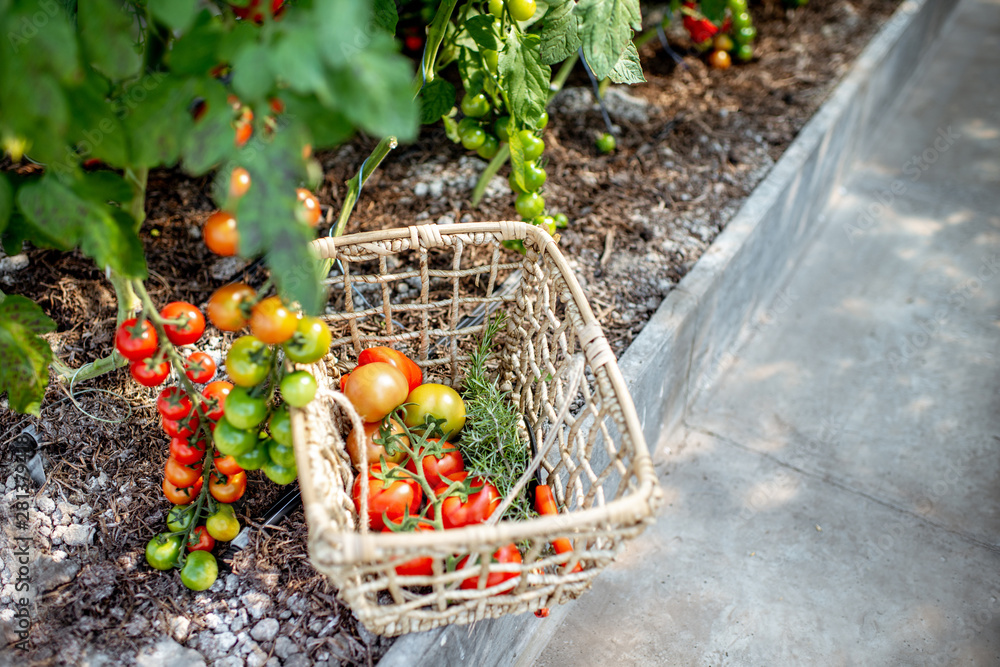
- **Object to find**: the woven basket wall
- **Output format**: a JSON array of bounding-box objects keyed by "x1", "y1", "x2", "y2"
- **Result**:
[{"x1": 289, "y1": 221, "x2": 662, "y2": 636}]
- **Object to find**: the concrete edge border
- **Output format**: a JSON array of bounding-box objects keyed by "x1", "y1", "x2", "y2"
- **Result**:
[{"x1": 377, "y1": 0, "x2": 959, "y2": 664}]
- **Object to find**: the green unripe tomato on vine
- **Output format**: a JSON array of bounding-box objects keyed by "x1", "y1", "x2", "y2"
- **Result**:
[
  {"x1": 477, "y1": 134, "x2": 500, "y2": 159},
  {"x1": 508, "y1": 0, "x2": 536, "y2": 21},
  {"x1": 533, "y1": 215, "x2": 557, "y2": 235},
  {"x1": 537, "y1": 110, "x2": 549, "y2": 130},
  {"x1": 495, "y1": 116, "x2": 512, "y2": 142},
  {"x1": 517, "y1": 130, "x2": 545, "y2": 160},
  {"x1": 734, "y1": 25, "x2": 757, "y2": 44},
  {"x1": 728, "y1": 0, "x2": 748, "y2": 11},
  {"x1": 489, "y1": 0, "x2": 504, "y2": 18},
  {"x1": 281, "y1": 370, "x2": 318, "y2": 407},
  {"x1": 515, "y1": 192, "x2": 545, "y2": 219},
  {"x1": 482, "y1": 49, "x2": 498, "y2": 73},
  {"x1": 508, "y1": 161, "x2": 546, "y2": 193},
  {"x1": 596, "y1": 133, "x2": 616, "y2": 154},
  {"x1": 735, "y1": 43, "x2": 754, "y2": 62},
  {"x1": 461, "y1": 92, "x2": 490, "y2": 118},
  {"x1": 733, "y1": 11, "x2": 752, "y2": 29},
  {"x1": 554, "y1": 212, "x2": 569, "y2": 228}
]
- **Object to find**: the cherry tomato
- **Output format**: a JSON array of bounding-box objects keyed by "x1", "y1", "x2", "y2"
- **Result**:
[
  {"x1": 181, "y1": 550, "x2": 218, "y2": 591},
  {"x1": 507, "y1": 0, "x2": 536, "y2": 21},
  {"x1": 205, "y1": 503, "x2": 240, "y2": 541},
  {"x1": 223, "y1": 386, "x2": 268, "y2": 430},
  {"x1": 167, "y1": 504, "x2": 197, "y2": 532},
  {"x1": 280, "y1": 370, "x2": 317, "y2": 407},
  {"x1": 735, "y1": 43, "x2": 754, "y2": 62},
  {"x1": 714, "y1": 34, "x2": 735, "y2": 52},
  {"x1": 509, "y1": 162, "x2": 546, "y2": 193},
  {"x1": 165, "y1": 456, "x2": 202, "y2": 488},
  {"x1": 393, "y1": 523, "x2": 436, "y2": 576},
  {"x1": 226, "y1": 335, "x2": 273, "y2": 387},
  {"x1": 213, "y1": 418, "x2": 257, "y2": 457},
  {"x1": 213, "y1": 453, "x2": 244, "y2": 476},
  {"x1": 207, "y1": 283, "x2": 256, "y2": 332},
  {"x1": 184, "y1": 351, "x2": 217, "y2": 384},
  {"x1": 115, "y1": 318, "x2": 158, "y2": 361},
  {"x1": 230, "y1": 167, "x2": 251, "y2": 199},
  {"x1": 234, "y1": 439, "x2": 270, "y2": 471},
  {"x1": 403, "y1": 383, "x2": 466, "y2": 436},
  {"x1": 352, "y1": 463, "x2": 422, "y2": 531},
  {"x1": 201, "y1": 381, "x2": 234, "y2": 421},
  {"x1": 404, "y1": 34, "x2": 423, "y2": 51},
  {"x1": 431, "y1": 473, "x2": 500, "y2": 528},
  {"x1": 735, "y1": 25, "x2": 756, "y2": 44},
  {"x1": 204, "y1": 211, "x2": 239, "y2": 257},
  {"x1": 146, "y1": 533, "x2": 183, "y2": 571},
  {"x1": 234, "y1": 119, "x2": 252, "y2": 147},
  {"x1": 344, "y1": 362, "x2": 409, "y2": 422},
  {"x1": 533, "y1": 215, "x2": 557, "y2": 235},
  {"x1": 296, "y1": 188, "x2": 322, "y2": 227},
  {"x1": 461, "y1": 93, "x2": 490, "y2": 118},
  {"x1": 596, "y1": 132, "x2": 616, "y2": 154},
  {"x1": 163, "y1": 411, "x2": 199, "y2": 439},
  {"x1": 262, "y1": 458, "x2": 297, "y2": 485},
  {"x1": 488, "y1": 0, "x2": 504, "y2": 18},
  {"x1": 733, "y1": 11, "x2": 752, "y2": 29},
  {"x1": 406, "y1": 439, "x2": 464, "y2": 488},
  {"x1": 160, "y1": 302, "x2": 205, "y2": 346},
  {"x1": 537, "y1": 110, "x2": 549, "y2": 130},
  {"x1": 282, "y1": 316, "x2": 331, "y2": 364},
  {"x1": 231, "y1": 0, "x2": 283, "y2": 23},
  {"x1": 267, "y1": 439, "x2": 296, "y2": 467},
  {"x1": 458, "y1": 543, "x2": 522, "y2": 591},
  {"x1": 209, "y1": 470, "x2": 247, "y2": 503},
  {"x1": 494, "y1": 116, "x2": 511, "y2": 142},
  {"x1": 517, "y1": 130, "x2": 544, "y2": 161},
  {"x1": 156, "y1": 386, "x2": 192, "y2": 421},
  {"x1": 357, "y1": 347, "x2": 423, "y2": 392},
  {"x1": 170, "y1": 437, "x2": 208, "y2": 466},
  {"x1": 130, "y1": 358, "x2": 170, "y2": 388},
  {"x1": 268, "y1": 406, "x2": 292, "y2": 446},
  {"x1": 708, "y1": 49, "x2": 731, "y2": 69},
  {"x1": 249, "y1": 296, "x2": 297, "y2": 345},
  {"x1": 346, "y1": 419, "x2": 409, "y2": 468},
  {"x1": 163, "y1": 475, "x2": 203, "y2": 505},
  {"x1": 554, "y1": 212, "x2": 569, "y2": 228},
  {"x1": 482, "y1": 49, "x2": 498, "y2": 73},
  {"x1": 477, "y1": 134, "x2": 500, "y2": 160},
  {"x1": 460, "y1": 124, "x2": 486, "y2": 151},
  {"x1": 515, "y1": 192, "x2": 545, "y2": 220},
  {"x1": 187, "y1": 525, "x2": 216, "y2": 553}
]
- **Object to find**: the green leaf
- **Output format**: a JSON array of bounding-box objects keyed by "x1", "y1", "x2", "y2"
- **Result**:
[
  {"x1": 148, "y1": 0, "x2": 198, "y2": 31},
  {"x1": 498, "y1": 33, "x2": 550, "y2": 127},
  {"x1": 16, "y1": 175, "x2": 147, "y2": 278},
  {"x1": 575, "y1": 0, "x2": 641, "y2": 80},
  {"x1": 465, "y1": 14, "x2": 499, "y2": 51},
  {"x1": 3, "y1": 2, "x2": 81, "y2": 83},
  {"x1": 0, "y1": 72, "x2": 70, "y2": 166},
  {"x1": 418, "y1": 78, "x2": 456, "y2": 124},
  {"x1": 0, "y1": 296, "x2": 55, "y2": 416},
  {"x1": 457, "y1": 47, "x2": 486, "y2": 98},
  {"x1": 65, "y1": 74, "x2": 129, "y2": 166},
  {"x1": 607, "y1": 42, "x2": 645, "y2": 84},
  {"x1": 72, "y1": 171, "x2": 133, "y2": 205},
  {"x1": 123, "y1": 73, "x2": 195, "y2": 168},
  {"x1": 283, "y1": 95, "x2": 354, "y2": 148},
  {"x1": 508, "y1": 124, "x2": 526, "y2": 192},
  {"x1": 700, "y1": 0, "x2": 727, "y2": 23},
  {"x1": 270, "y1": 29, "x2": 333, "y2": 104},
  {"x1": 0, "y1": 173, "x2": 12, "y2": 236},
  {"x1": 77, "y1": 0, "x2": 143, "y2": 81},
  {"x1": 181, "y1": 81, "x2": 234, "y2": 175},
  {"x1": 170, "y1": 11, "x2": 226, "y2": 75},
  {"x1": 540, "y1": 0, "x2": 581, "y2": 65},
  {"x1": 232, "y1": 43, "x2": 273, "y2": 102},
  {"x1": 372, "y1": 0, "x2": 399, "y2": 34},
  {"x1": 329, "y1": 43, "x2": 419, "y2": 141},
  {"x1": 316, "y1": 0, "x2": 372, "y2": 68},
  {"x1": 235, "y1": 133, "x2": 323, "y2": 314}
]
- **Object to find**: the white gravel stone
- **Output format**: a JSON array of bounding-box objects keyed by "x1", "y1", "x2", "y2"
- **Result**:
[
  {"x1": 37, "y1": 496, "x2": 55, "y2": 513},
  {"x1": 273, "y1": 636, "x2": 299, "y2": 659},
  {"x1": 264, "y1": 658, "x2": 281, "y2": 667},
  {"x1": 74, "y1": 504, "x2": 94, "y2": 520},
  {"x1": 283, "y1": 654, "x2": 310, "y2": 667},
  {"x1": 204, "y1": 613, "x2": 224, "y2": 631},
  {"x1": 244, "y1": 649, "x2": 268, "y2": 667},
  {"x1": 62, "y1": 524, "x2": 93, "y2": 547},
  {"x1": 170, "y1": 615, "x2": 192, "y2": 642},
  {"x1": 213, "y1": 657, "x2": 243, "y2": 667},
  {"x1": 225, "y1": 574, "x2": 239, "y2": 593},
  {"x1": 250, "y1": 618, "x2": 279, "y2": 643},
  {"x1": 136, "y1": 637, "x2": 206, "y2": 667},
  {"x1": 0, "y1": 254, "x2": 29, "y2": 273},
  {"x1": 231, "y1": 609, "x2": 248, "y2": 633},
  {"x1": 240, "y1": 591, "x2": 272, "y2": 619}
]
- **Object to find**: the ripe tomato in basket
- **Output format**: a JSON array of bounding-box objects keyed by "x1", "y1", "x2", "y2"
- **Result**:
[
  {"x1": 357, "y1": 347, "x2": 423, "y2": 392},
  {"x1": 352, "y1": 462, "x2": 422, "y2": 531},
  {"x1": 390, "y1": 522, "x2": 437, "y2": 577},
  {"x1": 430, "y1": 473, "x2": 501, "y2": 529},
  {"x1": 405, "y1": 439, "x2": 464, "y2": 489},
  {"x1": 344, "y1": 362, "x2": 409, "y2": 422},
  {"x1": 458, "y1": 543, "x2": 522, "y2": 592}
]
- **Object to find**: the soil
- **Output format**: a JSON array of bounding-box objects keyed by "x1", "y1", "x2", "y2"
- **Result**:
[{"x1": 0, "y1": 1, "x2": 902, "y2": 665}]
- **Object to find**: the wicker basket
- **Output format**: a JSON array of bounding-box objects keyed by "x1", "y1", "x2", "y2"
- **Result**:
[{"x1": 289, "y1": 221, "x2": 662, "y2": 636}]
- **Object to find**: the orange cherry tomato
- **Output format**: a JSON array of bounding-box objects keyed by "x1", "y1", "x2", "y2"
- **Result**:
[
  {"x1": 249, "y1": 296, "x2": 298, "y2": 344},
  {"x1": 207, "y1": 282, "x2": 256, "y2": 332},
  {"x1": 346, "y1": 419, "x2": 409, "y2": 468},
  {"x1": 165, "y1": 456, "x2": 202, "y2": 488},
  {"x1": 213, "y1": 454, "x2": 244, "y2": 476},
  {"x1": 163, "y1": 476, "x2": 203, "y2": 505},
  {"x1": 296, "y1": 188, "x2": 321, "y2": 227},
  {"x1": 343, "y1": 362, "x2": 409, "y2": 422},
  {"x1": 209, "y1": 471, "x2": 247, "y2": 503},
  {"x1": 230, "y1": 167, "x2": 251, "y2": 199},
  {"x1": 204, "y1": 211, "x2": 239, "y2": 256}
]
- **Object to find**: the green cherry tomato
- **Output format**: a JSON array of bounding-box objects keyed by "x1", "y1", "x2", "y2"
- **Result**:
[
  {"x1": 282, "y1": 316, "x2": 331, "y2": 364},
  {"x1": 533, "y1": 215, "x2": 557, "y2": 235},
  {"x1": 268, "y1": 405, "x2": 292, "y2": 446},
  {"x1": 554, "y1": 212, "x2": 569, "y2": 228},
  {"x1": 223, "y1": 386, "x2": 268, "y2": 430},
  {"x1": 728, "y1": 0, "x2": 748, "y2": 11},
  {"x1": 508, "y1": 0, "x2": 536, "y2": 21},
  {"x1": 477, "y1": 134, "x2": 500, "y2": 159},
  {"x1": 461, "y1": 92, "x2": 490, "y2": 118},
  {"x1": 508, "y1": 162, "x2": 546, "y2": 193},
  {"x1": 537, "y1": 110, "x2": 549, "y2": 130},
  {"x1": 166, "y1": 504, "x2": 197, "y2": 533},
  {"x1": 734, "y1": 25, "x2": 757, "y2": 44},
  {"x1": 460, "y1": 126, "x2": 486, "y2": 151},
  {"x1": 458, "y1": 117, "x2": 480, "y2": 134},
  {"x1": 735, "y1": 43, "x2": 754, "y2": 62},
  {"x1": 263, "y1": 458, "x2": 298, "y2": 485},
  {"x1": 234, "y1": 440, "x2": 270, "y2": 471},
  {"x1": 489, "y1": 0, "x2": 504, "y2": 18},
  {"x1": 482, "y1": 49, "x2": 498, "y2": 73},
  {"x1": 180, "y1": 550, "x2": 218, "y2": 591},
  {"x1": 205, "y1": 503, "x2": 240, "y2": 542},
  {"x1": 280, "y1": 370, "x2": 317, "y2": 407},
  {"x1": 495, "y1": 116, "x2": 511, "y2": 142},
  {"x1": 213, "y1": 418, "x2": 257, "y2": 457},
  {"x1": 596, "y1": 132, "x2": 616, "y2": 154},
  {"x1": 403, "y1": 383, "x2": 467, "y2": 436},
  {"x1": 515, "y1": 191, "x2": 545, "y2": 219},
  {"x1": 146, "y1": 533, "x2": 184, "y2": 571},
  {"x1": 267, "y1": 439, "x2": 296, "y2": 467},
  {"x1": 733, "y1": 11, "x2": 752, "y2": 29},
  {"x1": 225, "y1": 335, "x2": 273, "y2": 387},
  {"x1": 517, "y1": 130, "x2": 545, "y2": 161}
]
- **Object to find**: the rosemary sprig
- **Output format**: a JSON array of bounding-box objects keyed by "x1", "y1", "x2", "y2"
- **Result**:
[{"x1": 460, "y1": 313, "x2": 535, "y2": 521}]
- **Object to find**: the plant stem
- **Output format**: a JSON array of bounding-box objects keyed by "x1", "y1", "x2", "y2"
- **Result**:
[
  {"x1": 413, "y1": 0, "x2": 461, "y2": 93},
  {"x1": 125, "y1": 166, "x2": 149, "y2": 232}
]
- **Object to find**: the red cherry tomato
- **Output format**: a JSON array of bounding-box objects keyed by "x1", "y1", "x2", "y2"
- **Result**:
[
  {"x1": 204, "y1": 211, "x2": 239, "y2": 257},
  {"x1": 232, "y1": 0, "x2": 283, "y2": 23},
  {"x1": 392, "y1": 522, "x2": 437, "y2": 576},
  {"x1": 160, "y1": 302, "x2": 206, "y2": 346},
  {"x1": 165, "y1": 456, "x2": 202, "y2": 488},
  {"x1": 115, "y1": 318, "x2": 158, "y2": 361},
  {"x1": 405, "y1": 439, "x2": 464, "y2": 488},
  {"x1": 351, "y1": 463, "x2": 422, "y2": 531},
  {"x1": 130, "y1": 358, "x2": 170, "y2": 388},
  {"x1": 184, "y1": 352, "x2": 217, "y2": 384},
  {"x1": 430, "y1": 473, "x2": 500, "y2": 529},
  {"x1": 213, "y1": 453, "x2": 244, "y2": 476},
  {"x1": 357, "y1": 347, "x2": 422, "y2": 392},
  {"x1": 170, "y1": 437, "x2": 208, "y2": 466},
  {"x1": 163, "y1": 476, "x2": 203, "y2": 505},
  {"x1": 458, "y1": 543, "x2": 522, "y2": 592},
  {"x1": 201, "y1": 381, "x2": 233, "y2": 421},
  {"x1": 156, "y1": 386, "x2": 192, "y2": 421},
  {"x1": 207, "y1": 283, "x2": 256, "y2": 332},
  {"x1": 187, "y1": 525, "x2": 216, "y2": 552},
  {"x1": 163, "y1": 411, "x2": 200, "y2": 439}
]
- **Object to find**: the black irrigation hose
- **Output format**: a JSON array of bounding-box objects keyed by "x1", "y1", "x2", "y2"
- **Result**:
[{"x1": 579, "y1": 48, "x2": 616, "y2": 135}]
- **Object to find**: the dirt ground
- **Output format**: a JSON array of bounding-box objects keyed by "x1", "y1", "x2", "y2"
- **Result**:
[{"x1": 0, "y1": 1, "x2": 902, "y2": 665}]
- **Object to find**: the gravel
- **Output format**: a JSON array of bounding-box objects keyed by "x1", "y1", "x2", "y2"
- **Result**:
[{"x1": 250, "y1": 618, "x2": 279, "y2": 643}]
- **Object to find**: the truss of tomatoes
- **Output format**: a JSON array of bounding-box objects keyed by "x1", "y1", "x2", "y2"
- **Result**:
[{"x1": 342, "y1": 347, "x2": 523, "y2": 592}]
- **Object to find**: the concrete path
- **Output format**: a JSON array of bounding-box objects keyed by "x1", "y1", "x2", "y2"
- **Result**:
[{"x1": 534, "y1": 0, "x2": 1000, "y2": 664}]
